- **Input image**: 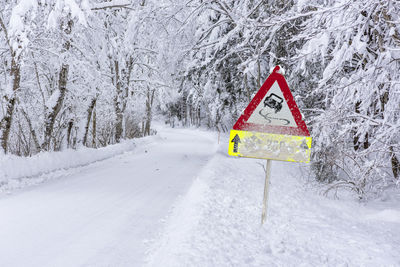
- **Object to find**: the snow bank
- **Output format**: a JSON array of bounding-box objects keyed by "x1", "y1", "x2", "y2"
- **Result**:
[
  {"x1": 146, "y1": 138, "x2": 400, "y2": 266},
  {"x1": 365, "y1": 209, "x2": 400, "y2": 223},
  {"x1": 146, "y1": 160, "x2": 213, "y2": 266},
  {"x1": 0, "y1": 136, "x2": 156, "y2": 192}
]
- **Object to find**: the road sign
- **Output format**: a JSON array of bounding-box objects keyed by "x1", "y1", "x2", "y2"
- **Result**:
[
  {"x1": 228, "y1": 66, "x2": 312, "y2": 162},
  {"x1": 228, "y1": 66, "x2": 312, "y2": 224}
]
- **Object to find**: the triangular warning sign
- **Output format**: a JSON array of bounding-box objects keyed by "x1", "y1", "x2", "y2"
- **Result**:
[{"x1": 233, "y1": 66, "x2": 310, "y2": 136}]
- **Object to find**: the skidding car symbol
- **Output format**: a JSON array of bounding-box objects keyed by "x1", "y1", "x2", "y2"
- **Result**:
[
  {"x1": 264, "y1": 93, "x2": 283, "y2": 113},
  {"x1": 259, "y1": 93, "x2": 290, "y2": 125}
]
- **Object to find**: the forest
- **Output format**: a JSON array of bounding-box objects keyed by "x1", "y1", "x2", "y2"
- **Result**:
[{"x1": 0, "y1": 0, "x2": 399, "y2": 198}]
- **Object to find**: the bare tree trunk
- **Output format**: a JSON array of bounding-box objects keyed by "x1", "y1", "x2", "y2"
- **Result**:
[
  {"x1": 353, "y1": 100, "x2": 370, "y2": 151},
  {"x1": 83, "y1": 98, "x2": 97, "y2": 146},
  {"x1": 42, "y1": 63, "x2": 69, "y2": 150},
  {"x1": 66, "y1": 119, "x2": 73, "y2": 148},
  {"x1": 42, "y1": 20, "x2": 73, "y2": 151},
  {"x1": 144, "y1": 86, "x2": 155, "y2": 136},
  {"x1": 121, "y1": 56, "x2": 133, "y2": 139},
  {"x1": 390, "y1": 147, "x2": 400, "y2": 179},
  {"x1": 257, "y1": 57, "x2": 261, "y2": 88},
  {"x1": 113, "y1": 60, "x2": 123, "y2": 143},
  {"x1": 182, "y1": 92, "x2": 187, "y2": 126},
  {"x1": 1, "y1": 58, "x2": 20, "y2": 153},
  {"x1": 197, "y1": 105, "x2": 201, "y2": 127},
  {"x1": 244, "y1": 73, "x2": 250, "y2": 102},
  {"x1": 0, "y1": 17, "x2": 21, "y2": 153},
  {"x1": 92, "y1": 106, "x2": 97, "y2": 148},
  {"x1": 21, "y1": 108, "x2": 41, "y2": 152}
]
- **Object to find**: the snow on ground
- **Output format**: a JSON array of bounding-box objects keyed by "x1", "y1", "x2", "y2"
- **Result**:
[
  {"x1": 1, "y1": 126, "x2": 399, "y2": 266},
  {"x1": 146, "y1": 135, "x2": 400, "y2": 266},
  {"x1": 0, "y1": 126, "x2": 217, "y2": 267},
  {"x1": 0, "y1": 129, "x2": 188, "y2": 193},
  {"x1": 0, "y1": 138, "x2": 146, "y2": 193}
]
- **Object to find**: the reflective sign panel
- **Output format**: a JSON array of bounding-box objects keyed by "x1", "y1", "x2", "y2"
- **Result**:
[{"x1": 228, "y1": 130, "x2": 312, "y2": 163}]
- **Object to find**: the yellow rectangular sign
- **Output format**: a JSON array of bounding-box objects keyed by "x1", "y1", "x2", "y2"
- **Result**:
[{"x1": 228, "y1": 130, "x2": 312, "y2": 163}]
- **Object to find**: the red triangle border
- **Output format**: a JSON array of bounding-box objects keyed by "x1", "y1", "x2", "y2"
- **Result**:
[{"x1": 233, "y1": 66, "x2": 310, "y2": 137}]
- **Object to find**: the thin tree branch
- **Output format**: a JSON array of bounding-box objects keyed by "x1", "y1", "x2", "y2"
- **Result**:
[{"x1": 91, "y1": 4, "x2": 133, "y2": 11}]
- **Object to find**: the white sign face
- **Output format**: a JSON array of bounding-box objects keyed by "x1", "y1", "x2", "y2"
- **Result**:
[{"x1": 246, "y1": 81, "x2": 296, "y2": 127}]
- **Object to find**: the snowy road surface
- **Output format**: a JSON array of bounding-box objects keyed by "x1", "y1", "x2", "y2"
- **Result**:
[
  {"x1": 1, "y1": 127, "x2": 400, "y2": 267},
  {"x1": 0, "y1": 127, "x2": 217, "y2": 267}
]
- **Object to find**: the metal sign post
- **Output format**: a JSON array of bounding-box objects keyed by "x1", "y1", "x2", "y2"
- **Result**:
[{"x1": 261, "y1": 159, "x2": 272, "y2": 224}]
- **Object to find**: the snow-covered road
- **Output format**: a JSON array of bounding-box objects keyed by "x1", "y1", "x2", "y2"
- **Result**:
[
  {"x1": 1, "y1": 127, "x2": 399, "y2": 267},
  {"x1": 0, "y1": 127, "x2": 217, "y2": 267}
]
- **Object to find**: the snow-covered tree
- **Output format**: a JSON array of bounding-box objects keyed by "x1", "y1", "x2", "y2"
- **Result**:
[{"x1": 294, "y1": 0, "x2": 400, "y2": 197}]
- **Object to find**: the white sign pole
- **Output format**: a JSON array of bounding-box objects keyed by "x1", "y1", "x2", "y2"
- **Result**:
[{"x1": 261, "y1": 159, "x2": 272, "y2": 224}]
